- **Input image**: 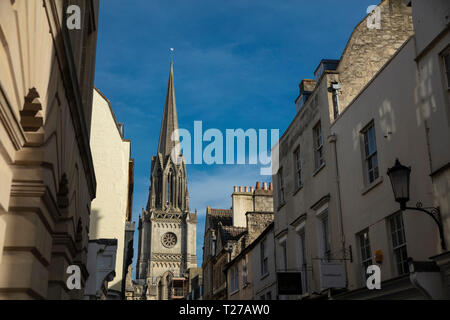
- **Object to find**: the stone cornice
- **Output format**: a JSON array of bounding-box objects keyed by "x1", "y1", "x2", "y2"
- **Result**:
[
  {"x1": 43, "y1": 0, "x2": 97, "y2": 200},
  {"x1": 151, "y1": 253, "x2": 183, "y2": 262},
  {"x1": 9, "y1": 181, "x2": 60, "y2": 234},
  {"x1": 0, "y1": 85, "x2": 26, "y2": 155}
]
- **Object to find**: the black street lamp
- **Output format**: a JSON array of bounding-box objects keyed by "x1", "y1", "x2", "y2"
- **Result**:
[{"x1": 387, "y1": 159, "x2": 447, "y2": 251}]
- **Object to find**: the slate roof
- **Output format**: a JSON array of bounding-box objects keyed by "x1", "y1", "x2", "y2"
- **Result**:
[
  {"x1": 218, "y1": 225, "x2": 247, "y2": 244},
  {"x1": 206, "y1": 207, "x2": 232, "y2": 231},
  {"x1": 209, "y1": 208, "x2": 232, "y2": 215}
]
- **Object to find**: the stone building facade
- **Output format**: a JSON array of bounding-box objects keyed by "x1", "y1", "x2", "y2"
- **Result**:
[
  {"x1": 202, "y1": 182, "x2": 274, "y2": 300},
  {"x1": 84, "y1": 239, "x2": 118, "y2": 300},
  {"x1": 135, "y1": 63, "x2": 197, "y2": 300},
  {"x1": 336, "y1": 0, "x2": 414, "y2": 109},
  {"x1": 202, "y1": 207, "x2": 233, "y2": 300},
  {"x1": 224, "y1": 215, "x2": 277, "y2": 300},
  {"x1": 0, "y1": 0, "x2": 99, "y2": 299},
  {"x1": 88, "y1": 88, "x2": 134, "y2": 299},
  {"x1": 408, "y1": 0, "x2": 450, "y2": 296},
  {"x1": 186, "y1": 268, "x2": 203, "y2": 300},
  {"x1": 225, "y1": 222, "x2": 277, "y2": 300},
  {"x1": 273, "y1": 0, "x2": 450, "y2": 300}
]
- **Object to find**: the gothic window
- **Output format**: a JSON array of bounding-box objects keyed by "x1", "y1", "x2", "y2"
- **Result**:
[
  {"x1": 178, "y1": 176, "x2": 182, "y2": 208},
  {"x1": 167, "y1": 175, "x2": 170, "y2": 204},
  {"x1": 171, "y1": 172, "x2": 175, "y2": 203},
  {"x1": 167, "y1": 169, "x2": 173, "y2": 205},
  {"x1": 156, "y1": 169, "x2": 162, "y2": 207}
]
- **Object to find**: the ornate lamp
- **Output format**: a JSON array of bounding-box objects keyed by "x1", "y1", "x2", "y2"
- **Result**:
[
  {"x1": 387, "y1": 159, "x2": 447, "y2": 251},
  {"x1": 387, "y1": 159, "x2": 411, "y2": 210}
]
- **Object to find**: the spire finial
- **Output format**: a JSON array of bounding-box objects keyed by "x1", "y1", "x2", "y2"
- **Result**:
[{"x1": 170, "y1": 48, "x2": 174, "y2": 64}]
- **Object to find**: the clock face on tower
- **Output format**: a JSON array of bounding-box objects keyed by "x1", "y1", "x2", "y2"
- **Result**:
[{"x1": 161, "y1": 232, "x2": 177, "y2": 248}]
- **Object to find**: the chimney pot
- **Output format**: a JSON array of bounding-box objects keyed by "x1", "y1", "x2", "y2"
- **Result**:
[
  {"x1": 250, "y1": 187, "x2": 254, "y2": 193},
  {"x1": 263, "y1": 182, "x2": 268, "y2": 190},
  {"x1": 244, "y1": 186, "x2": 248, "y2": 192},
  {"x1": 234, "y1": 186, "x2": 237, "y2": 192},
  {"x1": 239, "y1": 186, "x2": 243, "y2": 192},
  {"x1": 256, "y1": 182, "x2": 261, "y2": 190},
  {"x1": 269, "y1": 182, "x2": 273, "y2": 191}
]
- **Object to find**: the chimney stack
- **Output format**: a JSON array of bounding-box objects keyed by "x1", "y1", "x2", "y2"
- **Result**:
[{"x1": 232, "y1": 183, "x2": 256, "y2": 228}]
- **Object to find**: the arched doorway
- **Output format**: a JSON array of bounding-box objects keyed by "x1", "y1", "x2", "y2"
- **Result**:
[{"x1": 158, "y1": 271, "x2": 173, "y2": 300}]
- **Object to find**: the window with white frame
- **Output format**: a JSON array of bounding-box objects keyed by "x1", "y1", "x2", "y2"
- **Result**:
[
  {"x1": 297, "y1": 227, "x2": 308, "y2": 294},
  {"x1": 442, "y1": 47, "x2": 450, "y2": 90},
  {"x1": 230, "y1": 265, "x2": 239, "y2": 293},
  {"x1": 362, "y1": 122, "x2": 379, "y2": 184},
  {"x1": 358, "y1": 229, "x2": 372, "y2": 284},
  {"x1": 313, "y1": 122, "x2": 324, "y2": 170},
  {"x1": 294, "y1": 148, "x2": 302, "y2": 189},
  {"x1": 389, "y1": 213, "x2": 409, "y2": 276},
  {"x1": 317, "y1": 210, "x2": 330, "y2": 261},
  {"x1": 278, "y1": 168, "x2": 285, "y2": 205},
  {"x1": 260, "y1": 238, "x2": 268, "y2": 276}
]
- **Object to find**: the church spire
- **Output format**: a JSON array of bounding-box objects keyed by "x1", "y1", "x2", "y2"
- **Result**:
[{"x1": 157, "y1": 62, "x2": 180, "y2": 158}]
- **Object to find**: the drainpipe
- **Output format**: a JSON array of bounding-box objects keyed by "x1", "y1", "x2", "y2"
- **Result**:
[{"x1": 328, "y1": 133, "x2": 348, "y2": 287}]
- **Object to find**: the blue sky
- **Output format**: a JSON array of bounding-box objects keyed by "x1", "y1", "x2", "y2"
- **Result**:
[{"x1": 93, "y1": 0, "x2": 377, "y2": 277}]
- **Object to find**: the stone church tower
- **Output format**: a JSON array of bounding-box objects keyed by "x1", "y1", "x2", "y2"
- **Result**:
[{"x1": 136, "y1": 63, "x2": 197, "y2": 300}]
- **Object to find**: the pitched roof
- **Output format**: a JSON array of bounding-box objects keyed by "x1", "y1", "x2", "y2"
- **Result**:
[
  {"x1": 224, "y1": 222, "x2": 274, "y2": 272},
  {"x1": 209, "y1": 208, "x2": 232, "y2": 215},
  {"x1": 218, "y1": 225, "x2": 247, "y2": 244},
  {"x1": 205, "y1": 207, "x2": 232, "y2": 231},
  {"x1": 209, "y1": 214, "x2": 232, "y2": 230}
]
